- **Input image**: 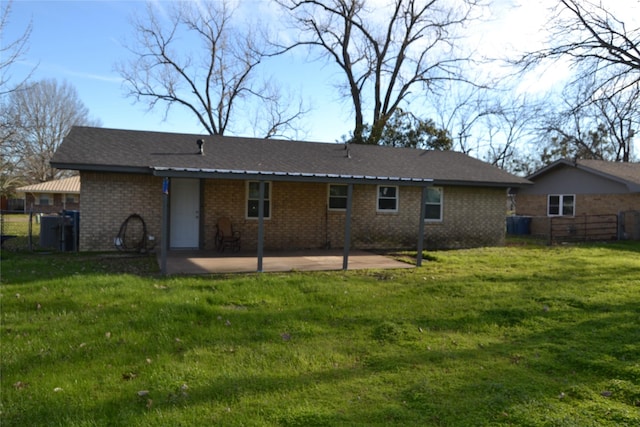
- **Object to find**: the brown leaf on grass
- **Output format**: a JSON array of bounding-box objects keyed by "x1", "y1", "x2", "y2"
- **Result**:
[
  {"x1": 122, "y1": 372, "x2": 137, "y2": 380},
  {"x1": 13, "y1": 381, "x2": 28, "y2": 389}
]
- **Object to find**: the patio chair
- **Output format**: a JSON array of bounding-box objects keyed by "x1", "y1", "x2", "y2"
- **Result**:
[{"x1": 215, "y1": 217, "x2": 241, "y2": 252}]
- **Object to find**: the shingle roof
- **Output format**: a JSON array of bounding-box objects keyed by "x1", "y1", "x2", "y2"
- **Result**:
[
  {"x1": 15, "y1": 176, "x2": 80, "y2": 194},
  {"x1": 51, "y1": 126, "x2": 530, "y2": 187},
  {"x1": 578, "y1": 159, "x2": 640, "y2": 187},
  {"x1": 528, "y1": 158, "x2": 640, "y2": 191}
]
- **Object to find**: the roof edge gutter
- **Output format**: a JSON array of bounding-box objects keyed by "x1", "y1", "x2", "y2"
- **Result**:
[
  {"x1": 152, "y1": 167, "x2": 434, "y2": 186},
  {"x1": 50, "y1": 163, "x2": 151, "y2": 175}
]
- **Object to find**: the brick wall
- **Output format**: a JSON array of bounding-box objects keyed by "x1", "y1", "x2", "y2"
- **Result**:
[
  {"x1": 203, "y1": 180, "x2": 327, "y2": 250},
  {"x1": 203, "y1": 181, "x2": 507, "y2": 251},
  {"x1": 422, "y1": 186, "x2": 507, "y2": 249},
  {"x1": 82, "y1": 174, "x2": 508, "y2": 251},
  {"x1": 80, "y1": 172, "x2": 162, "y2": 251},
  {"x1": 517, "y1": 193, "x2": 640, "y2": 217},
  {"x1": 516, "y1": 193, "x2": 640, "y2": 238}
]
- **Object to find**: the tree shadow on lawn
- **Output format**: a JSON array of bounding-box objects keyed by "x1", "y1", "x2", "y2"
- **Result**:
[
  {"x1": 6, "y1": 296, "x2": 639, "y2": 426},
  {"x1": 0, "y1": 251, "x2": 160, "y2": 285}
]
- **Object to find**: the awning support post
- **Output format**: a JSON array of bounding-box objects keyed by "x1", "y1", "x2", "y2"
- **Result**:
[
  {"x1": 161, "y1": 177, "x2": 170, "y2": 275},
  {"x1": 417, "y1": 185, "x2": 427, "y2": 267},
  {"x1": 342, "y1": 183, "x2": 353, "y2": 270},
  {"x1": 257, "y1": 180, "x2": 265, "y2": 272}
]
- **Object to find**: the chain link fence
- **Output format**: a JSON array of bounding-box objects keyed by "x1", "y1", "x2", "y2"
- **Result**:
[{"x1": 1, "y1": 212, "x2": 40, "y2": 251}]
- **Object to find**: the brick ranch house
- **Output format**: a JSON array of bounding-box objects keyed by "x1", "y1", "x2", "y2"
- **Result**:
[
  {"x1": 513, "y1": 158, "x2": 640, "y2": 239},
  {"x1": 15, "y1": 176, "x2": 80, "y2": 214},
  {"x1": 51, "y1": 126, "x2": 530, "y2": 269}
]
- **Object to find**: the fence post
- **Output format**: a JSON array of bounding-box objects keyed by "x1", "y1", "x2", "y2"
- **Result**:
[
  {"x1": 28, "y1": 210, "x2": 33, "y2": 251},
  {"x1": 617, "y1": 211, "x2": 623, "y2": 240}
]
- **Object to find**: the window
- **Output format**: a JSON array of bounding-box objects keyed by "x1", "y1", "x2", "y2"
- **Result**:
[
  {"x1": 37, "y1": 194, "x2": 52, "y2": 206},
  {"x1": 548, "y1": 194, "x2": 574, "y2": 216},
  {"x1": 247, "y1": 181, "x2": 270, "y2": 218},
  {"x1": 65, "y1": 194, "x2": 78, "y2": 204},
  {"x1": 328, "y1": 184, "x2": 348, "y2": 210},
  {"x1": 424, "y1": 187, "x2": 443, "y2": 221},
  {"x1": 377, "y1": 185, "x2": 398, "y2": 212}
]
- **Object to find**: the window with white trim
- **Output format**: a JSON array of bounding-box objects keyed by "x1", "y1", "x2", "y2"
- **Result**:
[
  {"x1": 548, "y1": 194, "x2": 574, "y2": 216},
  {"x1": 37, "y1": 194, "x2": 53, "y2": 206},
  {"x1": 377, "y1": 185, "x2": 398, "y2": 212},
  {"x1": 247, "y1": 181, "x2": 270, "y2": 218},
  {"x1": 424, "y1": 187, "x2": 443, "y2": 222},
  {"x1": 328, "y1": 184, "x2": 348, "y2": 210}
]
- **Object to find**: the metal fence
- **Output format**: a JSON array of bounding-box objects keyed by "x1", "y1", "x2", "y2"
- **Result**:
[
  {"x1": 619, "y1": 210, "x2": 640, "y2": 240},
  {"x1": 1, "y1": 211, "x2": 38, "y2": 250},
  {"x1": 549, "y1": 214, "x2": 619, "y2": 244}
]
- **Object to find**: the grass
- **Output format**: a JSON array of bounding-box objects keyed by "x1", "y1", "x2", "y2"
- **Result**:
[
  {"x1": 1, "y1": 213, "x2": 41, "y2": 251},
  {"x1": 1, "y1": 242, "x2": 640, "y2": 426}
]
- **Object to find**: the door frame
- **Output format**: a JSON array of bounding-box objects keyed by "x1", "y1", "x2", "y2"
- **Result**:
[{"x1": 169, "y1": 178, "x2": 201, "y2": 249}]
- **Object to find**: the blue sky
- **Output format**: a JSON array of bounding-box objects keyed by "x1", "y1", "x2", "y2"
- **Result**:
[
  {"x1": 6, "y1": 0, "x2": 353, "y2": 142},
  {"x1": 7, "y1": 0, "x2": 638, "y2": 155}
]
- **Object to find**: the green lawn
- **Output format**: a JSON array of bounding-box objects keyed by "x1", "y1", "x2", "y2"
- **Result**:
[{"x1": 1, "y1": 243, "x2": 639, "y2": 426}]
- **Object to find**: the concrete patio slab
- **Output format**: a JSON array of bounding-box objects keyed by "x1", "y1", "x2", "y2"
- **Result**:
[{"x1": 161, "y1": 249, "x2": 414, "y2": 275}]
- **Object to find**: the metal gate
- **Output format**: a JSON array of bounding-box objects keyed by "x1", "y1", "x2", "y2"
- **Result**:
[{"x1": 549, "y1": 214, "x2": 618, "y2": 243}]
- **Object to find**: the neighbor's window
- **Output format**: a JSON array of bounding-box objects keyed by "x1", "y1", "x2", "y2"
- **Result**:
[
  {"x1": 65, "y1": 194, "x2": 78, "y2": 204},
  {"x1": 548, "y1": 194, "x2": 574, "y2": 216},
  {"x1": 377, "y1": 185, "x2": 398, "y2": 212},
  {"x1": 247, "y1": 181, "x2": 271, "y2": 218},
  {"x1": 37, "y1": 194, "x2": 52, "y2": 206},
  {"x1": 425, "y1": 187, "x2": 443, "y2": 222},
  {"x1": 328, "y1": 184, "x2": 348, "y2": 210}
]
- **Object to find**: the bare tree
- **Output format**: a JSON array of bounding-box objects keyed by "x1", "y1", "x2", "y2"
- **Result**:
[
  {"x1": 117, "y1": 1, "x2": 307, "y2": 138},
  {"x1": 536, "y1": 78, "x2": 639, "y2": 163},
  {"x1": 0, "y1": 0, "x2": 33, "y2": 96},
  {"x1": 518, "y1": 0, "x2": 640, "y2": 97},
  {"x1": 0, "y1": 0, "x2": 35, "y2": 197},
  {"x1": 2, "y1": 79, "x2": 100, "y2": 183},
  {"x1": 592, "y1": 83, "x2": 639, "y2": 162},
  {"x1": 277, "y1": 0, "x2": 482, "y2": 144}
]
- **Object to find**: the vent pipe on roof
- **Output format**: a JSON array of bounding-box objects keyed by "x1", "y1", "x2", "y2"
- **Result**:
[{"x1": 197, "y1": 139, "x2": 204, "y2": 155}]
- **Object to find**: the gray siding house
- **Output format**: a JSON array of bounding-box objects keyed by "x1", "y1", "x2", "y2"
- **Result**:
[
  {"x1": 515, "y1": 159, "x2": 640, "y2": 239},
  {"x1": 51, "y1": 127, "x2": 530, "y2": 270}
]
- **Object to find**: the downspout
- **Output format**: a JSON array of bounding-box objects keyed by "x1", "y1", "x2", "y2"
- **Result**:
[{"x1": 160, "y1": 177, "x2": 169, "y2": 275}]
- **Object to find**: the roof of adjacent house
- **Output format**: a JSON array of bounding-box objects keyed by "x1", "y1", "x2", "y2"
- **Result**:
[
  {"x1": 528, "y1": 158, "x2": 640, "y2": 192},
  {"x1": 51, "y1": 126, "x2": 531, "y2": 187},
  {"x1": 15, "y1": 175, "x2": 80, "y2": 194}
]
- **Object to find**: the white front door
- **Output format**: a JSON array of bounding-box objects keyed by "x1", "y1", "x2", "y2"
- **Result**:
[{"x1": 170, "y1": 178, "x2": 200, "y2": 249}]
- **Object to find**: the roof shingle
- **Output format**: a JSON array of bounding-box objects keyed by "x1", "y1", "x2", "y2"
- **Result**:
[{"x1": 51, "y1": 126, "x2": 530, "y2": 187}]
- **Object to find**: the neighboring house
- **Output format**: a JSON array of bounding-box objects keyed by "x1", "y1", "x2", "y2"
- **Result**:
[
  {"x1": 51, "y1": 126, "x2": 529, "y2": 260},
  {"x1": 15, "y1": 176, "x2": 81, "y2": 214},
  {"x1": 514, "y1": 159, "x2": 640, "y2": 239}
]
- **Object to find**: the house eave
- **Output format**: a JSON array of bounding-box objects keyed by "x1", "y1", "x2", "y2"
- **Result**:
[
  {"x1": 152, "y1": 167, "x2": 434, "y2": 186},
  {"x1": 50, "y1": 162, "x2": 151, "y2": 175},
  {"x1": 432, "y1": 179, "x2": 532, "y2": 188}
]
